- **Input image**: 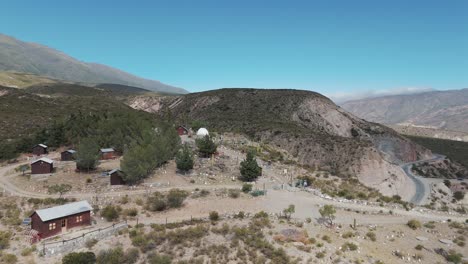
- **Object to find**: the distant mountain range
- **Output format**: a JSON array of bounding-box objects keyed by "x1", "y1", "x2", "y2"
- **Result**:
[
  {"x1": 341, "y1": 89, "x2": 468, "y2": 133},
  {"x1": 0, "y1": 33, "x2": 187, "y2": 94}
]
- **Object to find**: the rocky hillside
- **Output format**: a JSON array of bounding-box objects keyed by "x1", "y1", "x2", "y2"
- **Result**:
[
  {"x1": 0, "y1": 34, "x2": 187, "y2": 94},
  {"x1": 130, "y1": 88, "x2": 434, "y2": 200},
  {"x1": 341, "y1": 89, "x2": 468, "y2": 133}
]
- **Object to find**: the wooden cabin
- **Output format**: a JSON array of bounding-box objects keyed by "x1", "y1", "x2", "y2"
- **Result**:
[
  {"x1": 32, "y1": 144, "x2": 48, "y2": 156},
  {"x1": 100, "y1": 148, "x2": 115, "y2": 160},
  {"x1": 30, "y1": 201, "x2": 92, "y2": 239},
  {"x1": 109, "y1": 169, "x2": 126, "y2": 185},
  {"x1": 60, "y1": 149, "x2": 76, "y2": 161},
  {"x1": 176, "y1": 126, "x2": 189, "y2": 136},
  {"x1": 31, "y1": 157, "x2": 54, "y2": 174}
]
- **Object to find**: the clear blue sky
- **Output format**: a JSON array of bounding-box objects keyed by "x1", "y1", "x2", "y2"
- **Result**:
[{"x1": 1, "y1": 0, "x2": 467, "y2": 95}]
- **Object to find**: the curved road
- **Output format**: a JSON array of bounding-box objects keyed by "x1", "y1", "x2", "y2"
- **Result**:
[{"x1": 401, "y1": 154, "x2": 445, "y2": 205}]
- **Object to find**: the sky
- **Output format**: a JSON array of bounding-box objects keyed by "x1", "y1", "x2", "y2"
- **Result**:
[{"x1": 1, "y1": 0, "x2": 467, "y2": 99}]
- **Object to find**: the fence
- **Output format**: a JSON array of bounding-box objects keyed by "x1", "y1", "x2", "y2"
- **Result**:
[{"x1": 40, "y1": 220, "x2": 128, "y2": 256}]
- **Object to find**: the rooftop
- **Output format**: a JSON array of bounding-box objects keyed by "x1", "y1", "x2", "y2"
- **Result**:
[
  {"x1": 100, "y1": 148, "x2": 115, "y2": 153},
  {"x1": 31, "y1": 157, "x2": 54, "y2": 164},
  {"x1": 33, "y1": 201, "x2": 92, "y2": 222},
  {"x1": 36, "y1": 144, "x2": 48, "y2": 148}
]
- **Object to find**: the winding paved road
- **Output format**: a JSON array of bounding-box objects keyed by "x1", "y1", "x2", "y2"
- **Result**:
[{"x1": 401, "y1": 154, "x2": 445, "y2": 205}]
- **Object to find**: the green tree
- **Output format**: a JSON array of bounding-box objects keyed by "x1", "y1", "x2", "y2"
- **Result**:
[
  {"x1": 239, "y1": 150, "x2": 262, "y2": 182},
  {"x1": 62, "y1": 252, "x2": 97, "y2": 264},
  {"x1": 319, "y1": 205, "x2": 336, "y2": 226},
  {"x1": 190, "y1": 120, "x2": 206, "y2": 132},
  {"x1": 76, "y1": 138, "x2": 99, "y2": 171},
  {"x1": 196, "y1": 135, "x2": 217, "y2": 158},
  {"x1": 47, "y1": 184, "x2": 72, "y2": 197},
  {"x1": 283, "y1": 204, "x2": 295, "y2": 220},
  {"x1": 176, "y1": 145, "x2": 194, "y2": 173}
]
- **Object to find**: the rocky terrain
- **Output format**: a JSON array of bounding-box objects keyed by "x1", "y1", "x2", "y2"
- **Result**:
[
  {"x1": 129, "y1": 88, "x2": 435, "y2": 199},
  {"x1": 341, "y1": 89, "x2": 468, "y2": 133},
  {"x1": 389, "y1": 124, "x2": 468, "y2": 142}
]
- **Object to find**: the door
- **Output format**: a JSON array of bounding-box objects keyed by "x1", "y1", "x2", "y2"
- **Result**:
[{"x1": 61, "y1": 218, "x2": 67, "y2": 232}]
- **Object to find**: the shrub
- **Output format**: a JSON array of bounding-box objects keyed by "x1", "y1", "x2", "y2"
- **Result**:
[
  {"x1": 147, "y1": 253, "x2": 172, "y2": 264},
  {"x1": 146, "y1": 192, "x2": 167, "y2": 212},
  {"x1": 124, "y1": 208, "x2": 138, "y2": 217},
  {"x1": 167, "y1": 189, "x2": 188, "y2": 208},
  {"x1": 209, "y1": 211, "x2": 220, "y2": 222},
  {"x1": 101, "y1": 205, "x2": 120, "y2": 222},
  {"x1": 453, "y1": 191, "x2": 465, "y2": 201},
  {"x1": 366, "y1": 232, "x2": 376, "y2": 241},
  {"x1": 242, "y1": 183, "x2": 253, "y2": 193},
  {"x1": 342, "y1": 242, "x2": 358, "y2": 251},
  {"x1": 322, "y1": 235, "x2": 331, "y2": 243},
  {"x1": 228, "y1": 189, "x2": 241, "y2": 198},
  {"x1": 342, "y1": 231, "x2": 355, "y2": 239},
  {"x1": 251, "y1": 190, "x2": 266, "y2": 197},
  {"x1": 445, "y1": 250, "x2": 463, "y2": 263},
  {"x1": 62, "y1": 252, "x2": 96, "y2": 264},
  {"x1": 176, "y1": 144, "x2": 194, "y2": 172},
  {"x1": 415, "y1": 244, "x2": 423, "y2": 250},
  {"x1": 423, "y1": 221, "x2": 435, "y2": 229},
  {"x1": 96, "y1": 247, "x2": 123, "y2": 264},
  {"x1": 196, "y1": 135, "x2": 217, "y2": 158},
  {"x1": 1, "y1": 254, "x2": 17, "y2": 264},
  {"x1": 316, "y1": 251, "x2": 326, "y2": 258},
  {"x1": 407, "y1": 219, "x2": 421, "y2": 230},
  {"x1": 85, "y1": 238, "x2": 98, "y2": 249},
  {"x1": 0, "y1": 231, "x2": 12, "y2": 250},
  {"x1": 20, "y1": 246, "x2": 36, "y2": 256}
]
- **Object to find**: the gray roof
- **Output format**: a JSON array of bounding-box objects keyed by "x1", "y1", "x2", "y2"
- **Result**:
[
  {"x1": 36, "y1": 144, "x2": 48, "y2": 148},
  {"x1": 108, "y1": 169, "x2": 121, "y2": 175},
  {"x1": 34, "y1": 200, "x2": 92, "y2": 222},
  {"x1": 100, "y1": 148, "x2": 114, "y2": 153},
  {"x1": 64, "y1": 149, "x2": 76, "y2": 154},
  {"x1": 31, "y1": 157, "x2": 54, "y2": 165}
]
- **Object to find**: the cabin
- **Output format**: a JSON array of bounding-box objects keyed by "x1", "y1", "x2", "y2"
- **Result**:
[
  {"x1": 176, "y1": 126, "x2": 189, "y2": 136},
  {"x1": 109, "y1": 169, "x2": 126, "y2": 185},
  {"x1": 32, "y1": 144, "x2": 48, "y2": 156},
  {"x1": 30, "y1": 200, "x2": 92, "y2": 239},
  {"x1": 60, "y1": 149, "x2": 76, "y2": 161},
  {"x1": 31, "y1": 157, "x2": 54, "y2": 174},
  {"x1": 100, "y1": 148, "x2": 115, "y2": 160}
]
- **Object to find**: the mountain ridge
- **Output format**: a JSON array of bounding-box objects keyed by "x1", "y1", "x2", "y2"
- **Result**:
[
  {"x1": 341, "y1": 88, "x2": 468, "y2": 133},
  {"x1": 0, "y1": 33, "x2": 187, "y2": 94}
]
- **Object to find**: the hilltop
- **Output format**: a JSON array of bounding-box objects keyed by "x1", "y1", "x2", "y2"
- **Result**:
[
  {"x1": 130, "y1": 88, "x2": 435, "y2": 199},
  {"x1": 341, "y1": 89, "x2": 468, "y2": 133},
  {"x1": 0, "y1": 34, "x2": 187, "y2": 94}
]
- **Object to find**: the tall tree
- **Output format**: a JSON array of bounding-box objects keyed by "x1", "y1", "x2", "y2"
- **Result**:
[
  {"x1": 319, "y1": 205, "x2": 336, "y2": 226},
  {"x1": 76, "y1": 138, "x2": 99, "y2": 171},
  {"x1": 196, "y1": 135, "x2": 217, "y2": 158},
  {"x1": 239, "y1": 150, "x2": 262, "y2": 182},
  {"x1": 176, "y1": 145, "x2": 194, "y2": 173}
]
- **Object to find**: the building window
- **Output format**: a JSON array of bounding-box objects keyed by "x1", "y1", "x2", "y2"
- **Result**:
[
  {"x1": 49, "y1": 223, "x2": 56, "y2": 230},
  {"x1": 76, "y1": 215, "x2": 83, "y2": 223},
  {"x1": 61, "y1": 219, "x2": 66, "y2": 227}
]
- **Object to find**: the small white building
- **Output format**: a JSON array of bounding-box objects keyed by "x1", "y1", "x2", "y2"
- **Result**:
[{"x1": 196, "y1": 128, "x2": 209, "y2": 137}]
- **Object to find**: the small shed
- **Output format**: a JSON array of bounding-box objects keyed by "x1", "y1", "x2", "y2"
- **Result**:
[
  {"x1": 60, "y1": 149, "x2": 76, "y2": 161},
  {"x1": 100, "y1": 148, "x2": 115, "y2": 160},
  {"x1": 176, "y1": 126, "x2": 189, "y2": 136},
  {"x1": 31, "y1": 157, "x2": 54, "y2": 174},
  {"x1": 32, "y1": 144, "x2": 48, "y2": 156},
  {"x1": 109, "y1": 169, "x2": 126, "y2": 185},
  {"x1": 30, "y1": 200, "x2": 92, "y2": 239}
]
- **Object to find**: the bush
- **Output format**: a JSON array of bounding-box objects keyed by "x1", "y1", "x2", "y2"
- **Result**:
[
  {"x1": 228, "y1": 189, "x2": 241, "y2": 198},
  {"x1": 1, "y1": 254, "x2": 17, "y2": 264},
  {"x1": 415, "y1": 244, "x2": 423, "y2": 250},
  {"x1": 124, "y1": 208, "x2": 138, "y2": 217},
  {"x1": 176, "y1": 144, "x2": 194, "y2": 172},
  {"x1": 167, "y1": 189, "x2": 188, "y2": 208},
  {"x1": 366, "y1": 231, "x2": 376, "y2": 241},
  {"x1": 147, "y1": 253, "x2": 172, "y2": 264},
  {"x1": 242, "y1": 183, "x2": 253, "y2": 193},
  {"x1": 407, "y1": 219, "x2": 421, "y2": 230},
  {"x1": 146, "y1": 192, "x2": 167, "y2": 211},
  {"x1": 445, "y1": 250, "x2": 463, "y2": 263},
  {"x1": 62, "y1": 252, "x2": 96, "y2": 264},
  {"x1": 101, "y1": 205, "x2": 120, "y2": 222},
  {"x1": 85, "y1": 238, "x2": 98, "y2": 249},
  {"x1": 322, "y1": 235, "x2": 331, "y2": 243},
  {"x1": 342, "y1": 242, "x2": 358, "y2": 251},
  {"x1": 209, "y1": 211, "x2": 220, "y2": 222},
  {"x1": 20, "y1": 246, "x2": 36, "y2": 256},
  {"x1": 0, "y1": 231, "x2": 12, "y2": 250},
  {"x1": 453, "y1": 191, "x2": 465, "y2": 201},
  {"x1": 251, "y1": 190, "x2": 266, "y2": 197},
  {"x1": 196, "y1": 135, "x2": 217, "y2": 158}
]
